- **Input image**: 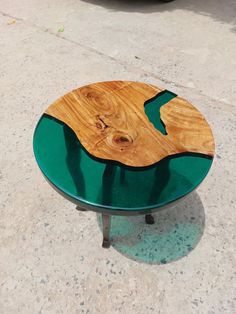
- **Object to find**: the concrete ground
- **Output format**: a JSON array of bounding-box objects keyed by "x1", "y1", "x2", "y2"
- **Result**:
[{"x1": 0, "y1": 0, "x2": 236, "y2": 313}]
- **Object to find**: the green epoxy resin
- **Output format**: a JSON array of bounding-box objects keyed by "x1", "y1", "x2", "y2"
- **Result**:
[
  {"x1": 33, "y1": 92, "x2": 213, "y2": 212},
  {"x1": 144, "y1": 90, "x2": 177, "y2": 135}
]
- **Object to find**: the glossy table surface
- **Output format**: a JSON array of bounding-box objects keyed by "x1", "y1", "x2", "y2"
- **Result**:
[
  {"x1": 44, "y1": 81, "x2": 214, "y2": 167},
  {"x1": 33, "y1": 85, "x2": 214, "y2": 215}
]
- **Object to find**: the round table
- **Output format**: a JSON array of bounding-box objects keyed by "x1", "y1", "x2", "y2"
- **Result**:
[{"x1": 33, "y1": 81, "x2": 215, "y2": 248}]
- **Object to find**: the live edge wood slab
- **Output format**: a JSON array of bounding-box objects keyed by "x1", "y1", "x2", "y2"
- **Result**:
[{"x1": 45, "y1": 81, "x2": 215, "y2": 167}]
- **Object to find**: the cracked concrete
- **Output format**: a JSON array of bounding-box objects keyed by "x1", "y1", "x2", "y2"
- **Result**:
[{"x1": 0, "y1": 1, "x2": 236, "y2": 313}]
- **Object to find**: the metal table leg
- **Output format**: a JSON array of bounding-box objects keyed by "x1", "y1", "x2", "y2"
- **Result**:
[
  {"x1": 102, "y1": 213, "x2": 111, "y2": 248},
  {"x1": 145, "y1": 214, "x2": 155, "y2": 224},
  {"x1": 76, "y1": 205, "x2": 87, "y2": 211}
]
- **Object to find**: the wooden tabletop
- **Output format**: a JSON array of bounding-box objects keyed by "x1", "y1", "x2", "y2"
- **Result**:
[{"x1": 45, "y1": 81, "x2": 215, "y2": 167}]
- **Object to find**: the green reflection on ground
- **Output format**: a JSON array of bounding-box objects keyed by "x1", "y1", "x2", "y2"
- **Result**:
[{"x1": 97, "y1": 193, "x2": 205, "y2": 264}]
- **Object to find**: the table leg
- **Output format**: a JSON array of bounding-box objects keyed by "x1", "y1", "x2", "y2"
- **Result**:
[
  {"x1": 76, "y1": 205, "x2": 87, "y2": 211},
  {"x1": 145, "y1": 214, "x2": 155, "y2": 224},
  {"x1": 102, "y1": 213, "x2": 111, "y2": 248}
]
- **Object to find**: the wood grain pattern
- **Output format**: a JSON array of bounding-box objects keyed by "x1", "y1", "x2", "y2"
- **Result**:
[{"x1": 45, "y1": 81, "x2": 215, "y2": 167}]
